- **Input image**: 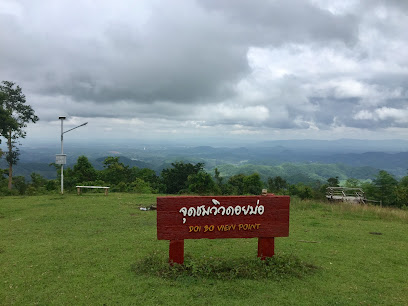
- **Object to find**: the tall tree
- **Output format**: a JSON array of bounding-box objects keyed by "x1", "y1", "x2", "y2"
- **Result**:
[
  {"x1": 0, "y1": 81, "x2": 39, "y2": 189},
  {"x1": 214, "y1": 168, "x2": 223, "y2": 185},
  {"x1": 345, "y1": 178, "x2": 360, "y2": 188},
  {"x1": 327, "y1": 176, "x2": 340, "y2": 187},
  {"x1": 227, "y1": 174, "x2": 246, "y2": 195},
  {"x1": 101, "y1": 156, "x2": 130, "y2": 185},
  {"x1": 267, "y1": 176, "x2": 288, "y2": 193},
  {"x1": 395, "y1": 175, "x2": 408, "y2": 208},
  {"x1": 73, "y1": 155, "x2": 97, "y2": 183},
  {"x1": 188, "y1": 171, "x2": 216, "y2": 194},
  {"x1": 373, "y1": 170, "x2": 398, "y2": 206},
  {"x1": 0, "y1": 101, "x2": 17, "y2": 158},
  {"x1": 161, "y1": 161, "x2": 204, "y2": 194}
]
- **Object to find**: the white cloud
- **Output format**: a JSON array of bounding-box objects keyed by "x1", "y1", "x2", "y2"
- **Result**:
[
  {"x1": 310, "y1": 0, "x2": 358, "y2": 15},
  {"x1": 353, "y1": 107, "x2": 408, "y2": 125},
  {"x1": 213, "y1": 104, "x2": 269, "y2": 123},
  {"x1": 353, "y1": 110, "x2": 374, "y2": 120},
  {"x1": 375, "y1": 107, "x2": 408, "y2": 123}
]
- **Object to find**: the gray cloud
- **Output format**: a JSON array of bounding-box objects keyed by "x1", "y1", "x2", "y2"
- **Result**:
[
  {"x1": 0, "y1": 0, "x2": 407, "y2": 141},
  {"x1": 0, "y1": 0, "x2": 359, "y2": 104},
  {"x1": 199, "y1": 0, "x2": 358, "y2": 45}
]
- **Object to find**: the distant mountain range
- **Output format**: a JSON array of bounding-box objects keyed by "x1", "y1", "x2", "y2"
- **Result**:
[{"x1": 1, "y1": 138, "x2": 407, "y2": 181}]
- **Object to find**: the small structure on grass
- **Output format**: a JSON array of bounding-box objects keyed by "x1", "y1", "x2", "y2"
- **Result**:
[{"x1": 326, "y1": 187, "x2": 366, "y2": 204}]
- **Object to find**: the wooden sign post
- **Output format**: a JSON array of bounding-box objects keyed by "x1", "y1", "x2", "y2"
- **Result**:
[{"x1": 157, "y1": 194, "x2": 290, "y2": 264}]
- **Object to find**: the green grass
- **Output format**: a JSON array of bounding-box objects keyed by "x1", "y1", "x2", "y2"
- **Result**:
[{"x1": 1, "y1": 194, "x2": 407, "y2": 305}]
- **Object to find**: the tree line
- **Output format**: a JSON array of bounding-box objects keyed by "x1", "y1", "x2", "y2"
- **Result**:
[{"x1": 1, "y1": 154, "x2": 407, "y2": 209}]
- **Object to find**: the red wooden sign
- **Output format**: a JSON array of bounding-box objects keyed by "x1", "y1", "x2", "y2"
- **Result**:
[{"x1": 157, "y1": 194, "x2": 290, "y2": 264}]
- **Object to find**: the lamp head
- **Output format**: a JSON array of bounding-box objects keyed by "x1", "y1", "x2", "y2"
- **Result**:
[{"x1": 59, "y1": 116, "x2": 66, "y2": 120}]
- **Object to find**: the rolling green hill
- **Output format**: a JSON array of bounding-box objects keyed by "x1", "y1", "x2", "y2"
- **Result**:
[{"x1": 213, "y1": 162, "x2": 379, "y2": 184}]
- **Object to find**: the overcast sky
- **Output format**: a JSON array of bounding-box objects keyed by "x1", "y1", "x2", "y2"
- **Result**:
[{"x1": 1, "y1": 0, "x2": 408, "y2": 145}]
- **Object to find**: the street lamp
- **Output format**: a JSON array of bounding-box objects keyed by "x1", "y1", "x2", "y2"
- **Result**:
[{"x1": 56, "y1": 116, "x2": 88, "y2": 194}]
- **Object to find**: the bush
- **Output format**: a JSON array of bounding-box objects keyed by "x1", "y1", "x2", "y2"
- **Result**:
[
  {"x1": 26, "y1": 186, "x2": 37, "y2": 195},
  {"x1": 129, "y1": 178, "x2": 154, "y2": 194},
  {"x1": 13, "y1": 176, "x2": 27, "y2": 195},
  {"x1": 45, "y1": 180, "x2": 57, "y2": 191}
]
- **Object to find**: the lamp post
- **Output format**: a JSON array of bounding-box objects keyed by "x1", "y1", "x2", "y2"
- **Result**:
[{"x1": 57, "y1": 116, "x2": 88, "y2": 194}]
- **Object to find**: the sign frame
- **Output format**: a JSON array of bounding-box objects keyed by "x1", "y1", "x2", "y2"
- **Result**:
[
  {"x1": 55, "y1": 154, "x2": 67, "y2": 165},
  {"x1": 157, "y1": 194, "x2": 290, "y2": 264}
]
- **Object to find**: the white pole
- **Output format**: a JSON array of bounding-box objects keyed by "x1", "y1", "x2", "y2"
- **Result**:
[
  {"x1": 57, "y1": 117, "x2": 86, "y2": 195},
  {"x1": 61, "y1": 118, "x2": 64, "y2": 194}
]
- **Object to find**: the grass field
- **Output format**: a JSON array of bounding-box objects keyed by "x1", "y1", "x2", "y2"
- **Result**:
[{"x1": 1, "y1": 193, "x2": 407, "y2": 305}]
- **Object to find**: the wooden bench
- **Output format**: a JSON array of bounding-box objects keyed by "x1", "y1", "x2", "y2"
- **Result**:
[{"x1": 76, "y1": 186, "x2": 110, "y2": 196}]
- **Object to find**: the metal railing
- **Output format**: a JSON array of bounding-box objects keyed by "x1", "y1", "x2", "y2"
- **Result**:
[
  {"x1": 326, "y1": 187, "x2": 366, "y2": 203},
  {"x1": 326, "y1": 187, "x2": 383, "y2": 206}
]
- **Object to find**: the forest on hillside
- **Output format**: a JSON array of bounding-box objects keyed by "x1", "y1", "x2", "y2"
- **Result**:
[{"x1": 1, "y1": 155, "x2": 407, "y2": 209}]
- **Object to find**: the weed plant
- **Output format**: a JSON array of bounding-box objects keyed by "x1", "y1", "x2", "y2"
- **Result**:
[{"x1": 133, "y1": 252, "x2": 318, "y2": 280}]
